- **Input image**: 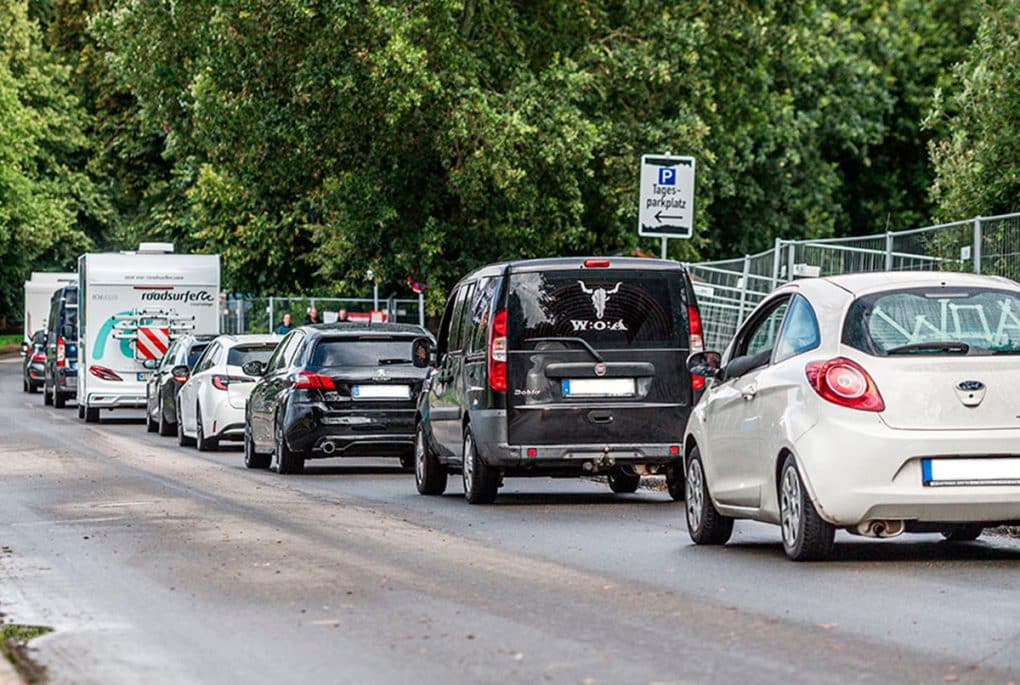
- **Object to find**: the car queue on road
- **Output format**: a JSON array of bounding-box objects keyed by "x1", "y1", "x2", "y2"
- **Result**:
[{"x1": 20, "y1": 250, "x2": 1020, "y2": 561}]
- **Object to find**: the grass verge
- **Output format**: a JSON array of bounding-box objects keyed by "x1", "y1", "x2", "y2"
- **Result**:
[{"x1": 1, "y1": 624, "x2": 52, "y2": 684}]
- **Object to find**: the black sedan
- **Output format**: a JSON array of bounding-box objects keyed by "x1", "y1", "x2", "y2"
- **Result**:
[
  {"x1": 145, "y1": 334, "x2": 215, "y2": 435},
  {"x1": 22, "y1": 330, "x2": 46, "y2": 393},
  {"x1": 243, "y1": 323, "x2": 432, "y2": 474}
]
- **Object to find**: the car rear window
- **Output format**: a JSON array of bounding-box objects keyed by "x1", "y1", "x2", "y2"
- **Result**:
[
  {"x1": 227, "y1": 343, "x2": 278, "y2": 367},
  {"x1": 310, "y1": 338, "x2": 416, "y2": 367},
  {"x1": 842, "y1": 287, "x2": 1020, "y2": 355},
  {"x1": 507, "y1": 269, "x2": 687, "y2": 350}
]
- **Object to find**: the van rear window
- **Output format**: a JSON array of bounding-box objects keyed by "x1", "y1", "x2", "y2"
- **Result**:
[{"x1": 507, "y1": 270, "x2": 686, "y2": 349}]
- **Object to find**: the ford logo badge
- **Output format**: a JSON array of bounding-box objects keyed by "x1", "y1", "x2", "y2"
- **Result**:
[{"x1": 957, "y1": 380, "x2": 985, "y2": 392}]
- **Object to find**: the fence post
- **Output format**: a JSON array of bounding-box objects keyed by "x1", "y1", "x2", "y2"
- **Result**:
[
  {"x1": 771, "y1": 238, "x2": 783, "y2": 287},
  {"x1": 418, "y1": 292, "x2": 425, "y2": 328},
  {"x1": 884, "y1": 232, "x2": 894, "y2": 271},
  {"x1": 268, "y1": 297, "x2": 274, "y2": 333},
  {"x1": 235, "y1": 299, "x2": 243, "y2": 334},
  {"x1": 973, "y1": 216, "x2": 982, "y2": 274},
  {"x1": 787, "y1": 243, "x2": 796, "y2": 281},
  {"x1": 737, "y1": 255, "x2": 751, "y2": 322}
]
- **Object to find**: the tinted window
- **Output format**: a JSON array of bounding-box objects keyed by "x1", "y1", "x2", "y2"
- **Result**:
[
  {"x1": 843, "y1": 287, "x2": 1020, "y2": 355},
  {"x1": 186, "y1": 343, "x2": 209, "y2": 368},
  {"x1": 774, "y1": 296, "x2": 820, "y2": 362},
  {"x1": 448, "y1": 284, "x2": 473, "y2": 352},
  {"x1": 227, "y1": 343, "x2": 277, "y2": 367},
  {"x1": 281, "y1": 332, "x2": 305, "y2": 367},
  {"x1": 310, "y1": 338, "x2": 416, "y2": 367},
  {"x1": 507, "y1": 270, "x2": 686, "y2": 350},
  {"x1": 466, "y1": 277, "x2": 500, "y2": 353}
]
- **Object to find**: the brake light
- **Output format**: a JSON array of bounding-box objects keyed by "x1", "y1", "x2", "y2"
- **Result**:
[
  {"x1": 805, "y1": 357, "x2": 884, "y2": 412},
  {"x1": 293, "y1": 372, "x2": 335, "y2": 390},
  {"x1": 488, "y1": 309, "x2": 507, "y2": 392},
  {"x1": 172, "y1": 369, "x2": 190, "y2": 383},
  {"x1": 31, "y1": 351, "x2": 46, "y2": 363},
  {"x1": 212, "y1": 375, "x2": 253, "y2": 390},
  {"x1": 583, "y1": 258, "x2": 610, "y2": 268},
  {"x1": 687, "y1": 305, "x2": 704, "y2": 353},
  {"x1": 56, "y1": 336, "x2": 66, "y2": 368},
  {"x1": 89, "y1": 365, "x2": 123, "y2": 382}
]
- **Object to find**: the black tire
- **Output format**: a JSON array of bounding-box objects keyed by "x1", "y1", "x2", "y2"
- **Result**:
[
  {"x1": 84, "y1": 405, "x2": 100, "y2": 423},
  {"x1": 665, "y1": 462, "x2": 685, "y2": 501},
  {"x1": 28, "y1": 382, "x2": 40, "y2": 394},
  {"x1": 462, "y1": 428, "x2": 499, "y2": 504},
  {"x1": 22, "y1": 377, "x2": 28, "y2": 392},
  {"x1": 414, "y1": 423, "x2": 447, "y2": 495},
  {"x1": 607, "y1": 467, "x2": 641, "y2": 494},
  {"x1": 158, "y1": 395, "x2": 175, "y2": 436},
  {"x1": 942, "y1": 525, "x2": 983, "y2": 542},
  {"x1": 685, "y1": 448, "x2": 734, "y2": 545},
  {"x1": 195, "y1": 404, "x2": 218, "y2": 452},
  {"x1": 177, "y1": 400, "x2": 196, "y2": 447},
  {"x1": 54, "y1": 388, "x2": 66, "y2": 408},
  {"x1": 779, "y1": 454, "x2": 834, "y2": 561},
  {"x1": 44, "y1": 384, "x2": 53, "y2": 406},
  {"x1": 78, "y1": 403, "x2": 85, "y2": 420},
  {"x1": 244, "y1": 423, "x2": 270, "y2": 469},
  {"x1": 146, "y1": 407, "x2": 158, "y2": 432},
  {"x1": 272, "y1": 413, "x2": 304, "y2": 475},
  {"x1": 398, "y1": 452, "x2": 415, "y2": 470}
]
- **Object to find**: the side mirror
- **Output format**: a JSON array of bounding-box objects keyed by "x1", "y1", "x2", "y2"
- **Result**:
[
  {"x1": 142, "y1": 358, "x2": 159, "y2": 370},
  {"x1": 61, "y1": 324, "x2": 74, "y2": 339},
  {"x1": 241, "y1": 360, "x2": 265, "y2": 377},
  {"x1": 171, "y1": 365, "x2": 190, "y2": 383},
  {"x1": 411, "y1": 337, "x2": 435, "y2": 368},
  {"x1": 687, "y1": 351, "x2": 722, "y2": 379}
]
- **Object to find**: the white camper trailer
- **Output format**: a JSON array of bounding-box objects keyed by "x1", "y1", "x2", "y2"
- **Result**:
[
  {"x1": 76, "y1": 243, "x2": 220, "y2": 423},
  {"x1": 23, "y1": 272, "x2": 77, "y2": 343}
]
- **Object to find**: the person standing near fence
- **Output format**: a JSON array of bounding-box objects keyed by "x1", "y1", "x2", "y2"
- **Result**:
[
  {"x1": 276, "y1": 313, "x2": 293, "y2": 335},
  {"x1": 304, "y1": 307, "x2": 320, "y2": 325},
  {"x1": 337, "y1": 308, "x2": 349, "y2": 322}
]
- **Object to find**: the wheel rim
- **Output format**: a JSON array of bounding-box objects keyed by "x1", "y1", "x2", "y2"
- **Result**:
[
  {"x1": 781, "y1": 466, "x2": 802, "y2": 547},
  {"x1": 686, "y1": 459, "x2": 705, "y2": 529},
  {"x1": 415, "y1": 429, "x2": 426, "y2": 484},
  {"x1": 273, "y1": 420, "x2": 282, "y2": 470},
  {"x1": 462, "y1": 434, "x2": 474, "y2": 493}
]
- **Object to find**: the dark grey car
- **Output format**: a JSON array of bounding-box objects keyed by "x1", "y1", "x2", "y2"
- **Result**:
[
  {"x1": 414, "y1": 257, "x2": 704, "y2": 504},
  {"x1": 22, "y1": 330, "x2": 46, "y2": 393},
  {"x1": 145, "y1": 334, "x2": 215, "y2": 436}
]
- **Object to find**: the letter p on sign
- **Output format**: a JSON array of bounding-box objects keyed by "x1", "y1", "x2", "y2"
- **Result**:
[{"x1": 658, "y1": 167, "x2": 676, "y2": 185}]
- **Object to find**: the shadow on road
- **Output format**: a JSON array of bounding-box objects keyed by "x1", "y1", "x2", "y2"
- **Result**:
[
  {"x1": 479, "y1": 491, "x2": 674, "y2": 507},
  {"x1": 718, "y1": 537, "x2": 1020, "y2": 563},
  {"x1": 299, "y1": 465, "x2": 411, "y2": 476}
]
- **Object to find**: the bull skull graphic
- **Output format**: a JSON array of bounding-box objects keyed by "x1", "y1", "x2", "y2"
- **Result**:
[{"x1": 578, "y1": 281, "x2": 622, "y2": 320}]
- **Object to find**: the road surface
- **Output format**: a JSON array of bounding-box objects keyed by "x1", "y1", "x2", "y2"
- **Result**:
[{"x1": 1, "y1": 360, "x2": 1018, "y2": 684}]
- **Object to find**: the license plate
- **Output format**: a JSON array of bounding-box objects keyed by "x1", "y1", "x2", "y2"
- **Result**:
[
  {"x1": 352, "y1": 384, "x2": 410, "y2": 400},
  {"x1": 136, "y1": 372, "x2": 149, "y2": 381},
  {"x1": 922, "y1": 457, "x2": 1020, "y2": 487},
  {"x1": 561, "y1": 378, "x2": 635, "y2": 397}
]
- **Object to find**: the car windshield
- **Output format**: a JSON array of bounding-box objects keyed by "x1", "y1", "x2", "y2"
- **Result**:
[
  {"x1": 842, "y1": 287, "x2": 1020, "y2": 355},
  {"x1": 310, "y1": 338, "x2": 416, "y2": 367},
  {"x1": 227, "y1": 344, "x2": 278, "y2": 367},
  {"x1": 507, "y1": 269, "x2": 687, "y2": 350},
  {"x1": 186, "y1": 344, "x2": 209, "y2": 368}
]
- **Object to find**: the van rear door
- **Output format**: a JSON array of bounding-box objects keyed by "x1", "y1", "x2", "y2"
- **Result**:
[{"x1": 505, "y1": 265, "x2": 693, "y2": 446}]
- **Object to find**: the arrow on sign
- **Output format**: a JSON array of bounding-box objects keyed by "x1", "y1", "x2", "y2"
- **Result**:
[{"x1": 654, "y1": 210, "x2": 686, "y2": 222}]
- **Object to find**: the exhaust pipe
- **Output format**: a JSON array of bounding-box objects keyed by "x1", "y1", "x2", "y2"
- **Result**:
[
  {"x1": 321, "y1": 441, "x2": 336, "y2": 455},
  {"x1": 855, "y1": 519, "x2": 905, "y2": 538}
]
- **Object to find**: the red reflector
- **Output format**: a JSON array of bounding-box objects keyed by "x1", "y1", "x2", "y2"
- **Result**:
[
  {"x1": 669, "y1": 445, "x2": 680, "y2": 456},
  {"x1": 583, "y1": 258, "x2": 610, "y2": 268},
  {"x1": 691, "y1": 374, "x2": 705, "y2": 391},
  {"x1": 526, "y1": 447, "x2": 537, "y2": 458}
]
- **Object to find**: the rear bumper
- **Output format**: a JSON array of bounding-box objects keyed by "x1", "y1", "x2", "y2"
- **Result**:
[
  {"x1": 87, "y1": 393, "x2": 145, "y2": 409},
  {"x1": 284, "y1": 402, "x2": 416, "y2": 458}
]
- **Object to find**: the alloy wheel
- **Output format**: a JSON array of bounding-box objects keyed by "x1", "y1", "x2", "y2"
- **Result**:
[
  {"x1": 462, "y1": 433, "x2": 475, "y2": 494},
  {"x1": 415, "y1": 429, "x2": 426, "y2": 486},
  {"x1": 781, "y1": 466, "x2": 803, "y2": 547},
  {"x1": 686, "y1": 459, "x2": 705, "y2": 530}
]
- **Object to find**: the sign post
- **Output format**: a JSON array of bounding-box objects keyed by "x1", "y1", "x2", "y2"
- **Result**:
[{"x1": 638, "y1": 154, "x2": 696, "y2": 258}]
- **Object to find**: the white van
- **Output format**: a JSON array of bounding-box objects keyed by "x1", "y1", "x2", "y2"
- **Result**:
[
  {"x1": 23, "y1": 272, "x2": 76, "y2": 344},
  {"x1": 76, "y1": 243, "x2": 221, "y2": 422}
]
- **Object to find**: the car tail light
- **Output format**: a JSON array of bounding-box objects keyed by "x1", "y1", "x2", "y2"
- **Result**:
[
  {"x1": 805, "y1": 357, "x2": 885, "y2": 412},
  {"x1": 488, "y1": 309, "x2": 507, "y2": 392},
  {"x1": 669, "y1": 445, "x2": 680, "y2": 457},
  {"x1": 583, "y1": 258, "x2": 610, "y2": 268},
  {"x1": 89, "y1": 365, "x2": 123, "y2": 382},
  {"x1": 56, "y1": 336, "x2": 66, "y2": 368},
  {"x1": 31, "y1": 351, "x2": 46, "y2": 363},
  {"x1": 687, "y1": 305, "x2": 705, "y2": 390},
  {"x1": 293, "y1": 371, "x2": 335, "y2": 390},
  {"x1": 212, "y1": 375, "x2": 253, "y2": 390}
]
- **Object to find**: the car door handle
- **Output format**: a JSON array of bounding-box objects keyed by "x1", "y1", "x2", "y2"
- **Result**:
[{"x1": 741, "y1": 385, "x2": 758, "y2": 401}]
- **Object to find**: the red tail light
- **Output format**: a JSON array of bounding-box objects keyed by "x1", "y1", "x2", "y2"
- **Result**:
[
  {"x1": 89, "y1": 365, "x2": 123, "y2": 382},
  {"x1": 292, "y1": 371, "x2": 335, "y2": 390},
  {"x1": 172, "y1": 369, "x2": 190, "y2": 383},
  {"x1": 31, "y1": 351, "x2": 46, "y2": 363},
  {"x1": 56, "y1": 336, "x2": 66, "y2": 368},
  {"x1": 687, "y1": 305, "x2": 704, "y2": 353},
  {"x1": 488, "y1": 309, "x2": 507, "y2": 392},
  {"x1": 583, "y1": 258, "x2": 610, "y2": 268},
  {"x1": 212, "y1": 375, "x2": 253, "y2": 390},
  {"x1": 805, "y1": 357, "x2": 884, "y2": 412}
]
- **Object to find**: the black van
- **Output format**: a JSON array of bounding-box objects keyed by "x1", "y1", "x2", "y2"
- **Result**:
[
  {"x1": 43, "y1": 285, "x2": 78, "y2": 409},
  {"x1": 414, "y1": 257, "x2": 704, "y2": 503}
]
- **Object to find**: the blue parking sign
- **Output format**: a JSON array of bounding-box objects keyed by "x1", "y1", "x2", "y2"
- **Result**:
[{"x1": 658, "y1": 167, "x2": 676, "y2": 186}]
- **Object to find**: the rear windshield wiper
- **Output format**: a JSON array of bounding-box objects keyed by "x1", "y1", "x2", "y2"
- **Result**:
[
  {"x1": 378, "y1": 358, "x2": 413, "y2": 365},
  {"x1": 526, "y1": 337, "x2": 604, "y2": 362},
  {"x1": 885, "y1": 341, "x2": 970, "y2": 355}
]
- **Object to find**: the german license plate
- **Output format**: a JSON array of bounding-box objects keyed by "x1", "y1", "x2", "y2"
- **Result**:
[
  {"x1": 352, "y1": 384, "x2": 410, "y2": 400},
  {"x1": 922, "y1": 457, "x2": 1020, "y2": 486},
  {"x1": 561, "y1": 378, "x2": 635, "y2": 397},
  {"x1": 136, "y1": 372, "x2": 149, "y2": 381}
]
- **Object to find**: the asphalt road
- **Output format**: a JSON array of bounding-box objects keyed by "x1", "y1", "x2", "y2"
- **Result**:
[{"x1": 1, "y1": 360, "x2": 1019, "y2": 685}]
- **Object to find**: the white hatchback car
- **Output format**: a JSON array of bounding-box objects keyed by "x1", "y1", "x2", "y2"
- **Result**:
[
  {"x1": 685, "y1": 272, "x2": 1020, "y2": 560},
  {"x1": 176, "y1": 335, "x2": 279, "y2": 451}
]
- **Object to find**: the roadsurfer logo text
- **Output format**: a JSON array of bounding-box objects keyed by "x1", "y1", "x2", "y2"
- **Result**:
[{"x1": 140, "y1": 289, "x2": 214, "y2": 304}]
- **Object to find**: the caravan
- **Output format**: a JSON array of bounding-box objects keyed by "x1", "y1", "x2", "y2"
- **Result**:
[
  {"x1": 23, "y1": 272, "x2": 76, "y2": 344},
  {"x1": 76, "y1": 244, "x2": 220, "y2": 422}
]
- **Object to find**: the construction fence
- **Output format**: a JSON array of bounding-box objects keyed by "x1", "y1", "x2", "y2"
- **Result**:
[
  {"x1": 685, "y1": 212, "x2": 1020, "y2": 351},
  {"x1": 220, "y1": 296, "x2": 426, "y2": 334}
]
